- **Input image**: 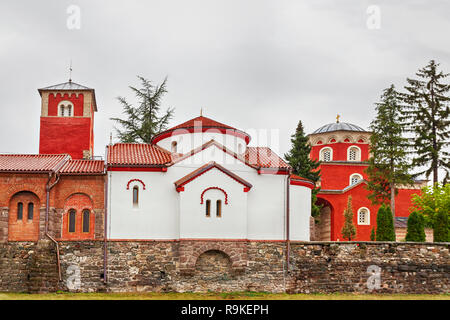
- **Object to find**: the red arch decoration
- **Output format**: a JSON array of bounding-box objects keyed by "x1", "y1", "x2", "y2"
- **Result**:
[
  {"x1": 126, "y1": 179, "x2": 146, "y2": 190},
  {"x1": 200, "y1": 187, "x2": 228, "y2": 204}
]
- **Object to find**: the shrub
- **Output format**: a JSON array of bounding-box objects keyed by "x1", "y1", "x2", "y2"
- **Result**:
[
  {"x1": 376, "y1": 204, "x2": 396, "y2": 241},
  {"x1": 405, "y1": 211, "x2": 426, "y2": 242}
]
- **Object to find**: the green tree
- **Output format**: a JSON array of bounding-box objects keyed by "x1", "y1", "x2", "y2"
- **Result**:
[
  {"x1": 366, "y1": 85, "x2": 413, "y2": 218},
  {"x1": 376, "y1": 204, "x2": 396, "y2": 241},
  {"x1": 111, "y1": 76, "x2": 174, "y2": 143},
  {"x1": 405, "y1": 211, "x2": 426, "y2": 242},
  {"x1": 370, "y1": 227, "x2": 376, "y2": 241},
  {"x1": 411, "y1": 183, "x2": 450, "y2": 228},
  {"x1": 433, "y1": 209, "x2": 449, "y2": 242},
  {"x1": 284, "y1": 120, "x2": 321, "y2": 217},
  {"x1": 341, "y1": 196, "x2": 356, "y2": 241},
  {"x1": 400, "y1": 60, "x2": 450, "y2": 184}
]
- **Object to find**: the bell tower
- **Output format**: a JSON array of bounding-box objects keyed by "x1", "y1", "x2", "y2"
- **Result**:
[{"x1": 38, "y1": 80, "x2": 97, "y2": 159}]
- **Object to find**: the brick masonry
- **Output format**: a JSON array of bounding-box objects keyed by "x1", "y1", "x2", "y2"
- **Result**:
[{"x1": 0, "y1": 240, "x2": 448, "y2": 294}]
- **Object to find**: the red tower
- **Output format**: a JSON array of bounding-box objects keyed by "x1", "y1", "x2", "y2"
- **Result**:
[
  {"x1": 308, "y1": 118, "x2": 425, "y2": 241},
  {"x1": 38, "y1": 80, "x2": 97, "y2": 159}
]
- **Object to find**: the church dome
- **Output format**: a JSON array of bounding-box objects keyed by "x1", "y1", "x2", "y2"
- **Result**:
[{"x1": 312, "y1": 122, "x2": 367, "y2": 134}]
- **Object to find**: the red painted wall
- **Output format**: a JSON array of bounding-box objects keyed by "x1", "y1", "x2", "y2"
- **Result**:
[
  {"x1": 48, "y1": 93, "x2": 84, "y2": 116},
  {"x1": 311, "y1": 143, "x2": 370, "y2": 162},
  {"x1": 396, "y1": 189, "x2": 421, "y2": 217},
  {"x1": 39, "y1": 117, "x2": 93, "y2": 159},
  {"x1": 319, "y1": 163, "x2": 368, "y2": 190}
]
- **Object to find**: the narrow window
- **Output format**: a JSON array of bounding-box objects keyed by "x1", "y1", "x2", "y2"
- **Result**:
[
  {"x1": 348, "y1": 147, "x2": 360, "y2": 161},
  {"x1": 67, "y1": 105, "x2": 72, "y2": 117},
  {"x1": 216, "y1": 200, "x2": 222, "y2": 218},
  {"x1": 17, "y1": 202, "x2": 23, "y2": 220},
  {"x1": 60, "y1": 105, "x2": 65, "y2": 117},
  {"x1": 82, "y1": 210, "x2": 90, "y2": 233},
  {"x1": 27, "y1": 202, "x2": 34, "y2": 220},
  {"x1": 321, "y1": 148, "x2": 332, "y2": 162},
  {"x1": 133, "y1": 186, "x2": 139, "y2": 206},
  {"x1": 171, "y1": 141, "x2": 177, "y2": 153},
  {"x1": 205, "y1": 200, "x2": 211, "y2": 217},
  {"x1": 68, "y1": 209, "x2": 76, "y2": 233},
  {"x1": 358, "y1": 208, "x2": 369, "y2": 225}
]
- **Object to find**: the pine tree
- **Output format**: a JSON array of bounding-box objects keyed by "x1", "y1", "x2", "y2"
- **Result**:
[
  {"x1": 366, "y1": 85, "x2": 413, "y2": 218},
  {"x1": 111, "y1": 76, "x2": 174, "y2": 143},
  {"x1": 400, "y1": 60, "x2": 450, "y2": 184},
  {"x1": 433, "y1": 209, "x2": 449, "y2": 242},
  {"x1": 405, "y1": 211, "x2": 426, "y2": 242},
  {"x1": 284, "y1": 120, "x2": 321, "y2": 217},
  {"x1": 341, "y1": 196, "x2": 356, "y2": 241},
  {"x1": 376, "y1": 204, "x2": 396, "y2": 241}
]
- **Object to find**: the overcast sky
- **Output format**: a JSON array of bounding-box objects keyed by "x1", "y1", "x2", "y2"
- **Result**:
[{"x1": 1, "y1": 0, "x2": 449, "y2": 159}]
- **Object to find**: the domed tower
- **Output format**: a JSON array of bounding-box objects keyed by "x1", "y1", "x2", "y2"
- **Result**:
[{"x1": 38, "y1": 80, "x2": 97, "y2": 159}]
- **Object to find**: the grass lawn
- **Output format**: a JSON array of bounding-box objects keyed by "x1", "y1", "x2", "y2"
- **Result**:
[{"x1": 0, "y1": 292, "x2": 449, "y2": 300}]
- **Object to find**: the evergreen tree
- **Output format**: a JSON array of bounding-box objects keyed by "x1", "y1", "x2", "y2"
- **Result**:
[
  {"x1": 370, "y1": 227, "x2": 376, "y2": 241},
  {"x1": 284, "y1": 120, "x2": 321, "y2": 217},
  {"x1": 400, "y1": 60, "x2": 450, "y2": 184},
  {"x1": 111, "y1": 76, "x2": 174, "y2": 143},
  {"x1": 405, "y1": 211, "x2": 426, "y2": 242},
  {"x1": 366, "y1": 85, "x2": 413, "y2": 218},
  {"x1": 433, "y1": 209, "x2": 449, "y2": 242},
  {"x1": 341, "y1": 196, "x2": 356, "y2": 241},
  {"x1": 376, "y1": 204, "x2": 396, "y2": 241}
]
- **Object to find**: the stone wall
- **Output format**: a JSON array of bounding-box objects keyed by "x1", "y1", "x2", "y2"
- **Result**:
[{"x1": 0, "y1": 240, "x2": 448, "y2": 294}]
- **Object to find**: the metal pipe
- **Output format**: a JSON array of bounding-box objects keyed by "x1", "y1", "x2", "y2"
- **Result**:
[
  {"x1": 103, "y1": 148, "x2": 109, "y2": 284},
  {"x1": 286, "y1": 169, "x2": 292, "y2": 272},
  {"x1": 45, "y1": 172, "x2": 62, "y2": 281}
]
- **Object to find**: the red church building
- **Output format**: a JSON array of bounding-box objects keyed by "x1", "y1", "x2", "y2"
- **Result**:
[{"x1": 308, "y1": 118, "x2": 431, "y2": 241}]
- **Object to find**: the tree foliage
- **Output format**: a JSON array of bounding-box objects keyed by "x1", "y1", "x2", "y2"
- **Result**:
[
  {"x1": 341, "y1": 196, "x2": 356, "y2": 241},
  {"x1": 366, "y1": 85, "x2": 413, "y2": 216},
  {"x1": 405, "y1": 210, "x2": 426, "y2": 242},
  {"x1": 284, "y1": 120, "x2": 322, "y2": 217},
  {"x1": 433, "y1": 209, "x2": 449, "y2": 242},
  {"x1": 400, "y1": 60, "x2": 450, "y2": 184},
  {"x1": 111, "y1": 76, "x2": 174, "y2": 143},
  {"x1": 411, "y1": 183, "x2": 450, "y2": 228},
  {"x1": 376, "y1": 204, "x2": 396, "y2": 241}
]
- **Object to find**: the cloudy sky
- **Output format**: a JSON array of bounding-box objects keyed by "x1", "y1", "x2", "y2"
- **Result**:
[{"x1": 0, "y1": 0, "x2": 449, "y2": 159}]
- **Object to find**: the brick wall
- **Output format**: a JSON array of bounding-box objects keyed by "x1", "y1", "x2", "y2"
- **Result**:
[{"x1": 0, "y1": 240, "x2": 448, "y2": 294}]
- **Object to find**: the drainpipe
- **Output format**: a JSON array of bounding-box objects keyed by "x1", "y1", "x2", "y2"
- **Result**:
[
  {"x1": 45, "y1": 171, "x2": 62, "y2": 281},
  {"x1": 44, "y1": 155, "x2": 69, "y2": 282},
  {"x1": 286, "y1": 169, "x2": 292, "y2": 272},
  {"x1": 103, "y1": 146, "x2": 109, "y2": 284}
]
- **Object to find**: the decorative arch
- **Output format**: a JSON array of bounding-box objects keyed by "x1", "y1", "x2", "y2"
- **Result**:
[
  {"x1": 347, "y1": 145, "x2": 362, "y2": 161},
  {"x1": 4, "y1": 184, "x2": 44, "y2": 207},
  {"x1": 200, "y1": 187, "x2": 228, "y2": 204},
  {"x1": 62, "y1": 193, "x2": 95, "y2": 240},
  {"x1": 126, "y1": 179, "x2": 146, "y2": 190},
  {"x1": 8, "y1": 191, "x2": 41, "y2": 241},
  {"x1": 356, "y1": 136, "x2": 368, "y2": 143},
  {"x1": 319, "y1": 147, "x2": 333, "y2": 162},
  {"x1": 349, "y1": 173, "x2": 363, "y2": 185}
]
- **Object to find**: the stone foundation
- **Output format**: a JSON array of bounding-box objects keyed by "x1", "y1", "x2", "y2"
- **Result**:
[{"x1": 0, "y1": 240, "x2": 448, "y2": 294}]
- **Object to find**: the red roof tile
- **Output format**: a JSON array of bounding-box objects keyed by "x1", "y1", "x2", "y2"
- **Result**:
[
  {"x1": 107, "y1": 143, "x2": 172, "y2": 167},
  {"x1": 245, "y1": 147, "x2": 290, "y2": 169},
  {"x1": 60, "y1": 160, "x2": 105, "y2": 174},
  {"x1": 0, "y1": 154, "x2": 68, "y2": 172}
]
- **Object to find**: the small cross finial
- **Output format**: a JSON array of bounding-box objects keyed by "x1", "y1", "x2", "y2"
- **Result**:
[
  {"x1": 200, "y1": 108, "x2": 203, "y2": 117},
  {"x1": 69, "y1": 60, "x2": 73, "y2": 82},
  {"x1": 109, "y1": 132, "x2": 113, "y2": 145},
  {"x1": 336, "y1": 114, "x2": 340, "y2": 123}
]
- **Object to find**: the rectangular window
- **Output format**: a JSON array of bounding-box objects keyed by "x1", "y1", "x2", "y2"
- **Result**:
[
  {"x1": 68, "y1": 210, "x2": 76, "y2": 233},
  {"x1": 216, "y1": 200, "x2": 222, "y2": 218},
  {"x1": 82, "y1": 210, "x2": 90, "y2": 233},
  {"x1": 27, "y1": 203, "x2": 34, "y2": 220},
  {"x1": 205, "y1": 200, "x2": 211, "y2": 217},
  {"x1": 17, "y1": 202, "x2": 23, "y2": 220}
]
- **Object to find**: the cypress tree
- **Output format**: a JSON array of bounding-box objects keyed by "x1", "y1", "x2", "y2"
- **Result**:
[
  {"x1": 284, "y1": 120, "x2": 321, "y2": 217},
  {"x1": 341, "y1": 196, "x2": 356, "y2": 241},
  {"x1": 405, "y1": 211, "x2": 426, "y2": 242},
  {"x1": 370, "y1": 227, "x2": 376, "y2": 241},
  {"x1": 433, "y1": 209, "x2": 449, "y2": 242},
  {"x1": 376, "y1": 204, "x2": 396, "y2": 241},
  {"x1": 366, "y1": 85, "x2": 413, "y2": 218},
  {"x1": 400, "y1": 60, "x2": 450, "y2": 184},
  {"x1": 111, "y1": 76, "x2": 174, "y2": 143}
]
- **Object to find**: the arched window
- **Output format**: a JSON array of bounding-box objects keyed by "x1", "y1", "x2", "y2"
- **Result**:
[
  {"x1": 216, "y1": 200, "x2": 222, "y2": 218},
  {"x1": 82, "y1": 209, "x2": 90, "y2": 233},
  {"x1": 133, "y1": 186, "x2": 139, "y2": 207},
  {"x1": 17, "y1": 202, "x2": 23, "y2": 220},
  {"x1": 320, "y1": 147, "x2": 332, "y2": 162},
  {"x1": 68, "y1": 209, "x2": 76, "y2": 233},
  {"x1": 358, "y1": 208, "x2": 370, "y2": 225},
  {"x1": 350, "y1": 173, "x2": 363, "y2": 185},
  {"x1": 348, "y1": 146, "x2": 361, "y2": 161},
  {"x1": 171, "y1": 141, "x2": 178, "y2": 153},
  {"x1": 205, "y1": 200, "x2": 211, "y2": 217},
  {"x1": 58, "y1": 101, "x2": 74, "y2": 117},
  {"x1": 27, "y1": 202, "x2": 34, "y2": 220}
]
